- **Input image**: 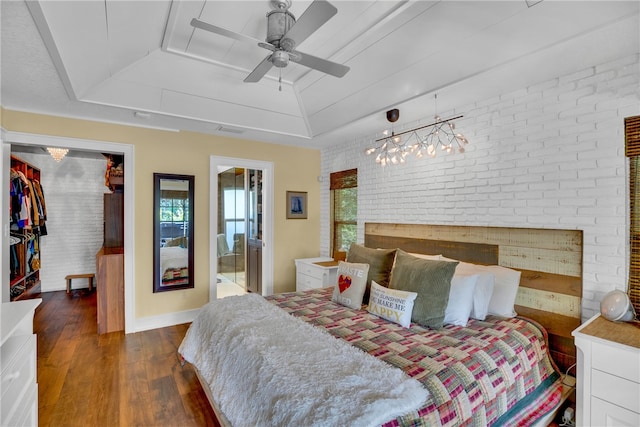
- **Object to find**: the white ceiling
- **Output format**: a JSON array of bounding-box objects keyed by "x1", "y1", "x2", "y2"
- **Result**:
[{"x1": 2, "y1": 1, "x2": 639, "y2": 149}]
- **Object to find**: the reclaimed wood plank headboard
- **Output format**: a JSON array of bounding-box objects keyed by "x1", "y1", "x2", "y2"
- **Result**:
[{"x1": 364, "y1": 222, "x2": 583, "y2": 373}]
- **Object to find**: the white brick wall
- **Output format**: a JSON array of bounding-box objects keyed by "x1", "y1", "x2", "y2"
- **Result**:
[
  {"x1": 12, "y1": 151, "x2": 108, "y2": 292},
  {"x1": 321, "y1": 53, "x2": 640, "y2": 321}
]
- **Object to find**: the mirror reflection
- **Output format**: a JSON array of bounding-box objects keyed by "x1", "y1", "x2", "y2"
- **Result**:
[{"x1": 153, "y1": 173, "x2": 194, "y2": 292}]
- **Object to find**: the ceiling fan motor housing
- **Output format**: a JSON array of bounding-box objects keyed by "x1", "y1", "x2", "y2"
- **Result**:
[
  {"x1": 266, "y1": 10, "x2": 296, "y2": 48},
  {"x1": 271, "y1": 50, "x2": 290, "y2": 68}
]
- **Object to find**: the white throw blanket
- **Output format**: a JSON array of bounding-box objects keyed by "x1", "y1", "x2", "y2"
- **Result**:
[{"x1": 179, "y1": 293, "x2": 429, "y2": 427}]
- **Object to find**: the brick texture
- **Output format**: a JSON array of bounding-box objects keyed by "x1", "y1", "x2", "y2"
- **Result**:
[
  {"x1": 321, "y1": 54, "x2": 640, "y2": 321},
  {"x1": 13, "y1": 152, "x2": 108, "y2": 292}
]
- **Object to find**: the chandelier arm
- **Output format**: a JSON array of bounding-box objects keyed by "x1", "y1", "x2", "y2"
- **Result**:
[{"x1": 374, "y1": 115, "x2": 464, "y2": 143}]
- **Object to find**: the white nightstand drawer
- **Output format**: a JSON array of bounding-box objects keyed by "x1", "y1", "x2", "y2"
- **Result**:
[
  {"x1": 295, "y1": 258, "x2": 339, "y2": 292},
  {"x1": 592, "y1": 340, "x2": 640, "y2": 384},
  {"x1": 591, "y1": 396, "x2": 640, "y2": 427},
  {"x1": 1, "y1": 334, "x2": 36, "y2": 417},
  {"x1": 298, "y1": 263, "x2": 326, "y2": 278},
  {"x1": 5, "y1": 381, "x2": 37, "y2": 427},
  {"x1": 296, "y1": 272, "x2": 324, "y2": 291},
  {"x1": 592, "y1": 369, "x2": 640, "y2": 413}
]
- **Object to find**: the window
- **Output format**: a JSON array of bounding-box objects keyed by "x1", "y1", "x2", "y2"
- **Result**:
[
  {"x1": 159, "y1": 190, "x2": 189, "y2": 245},
  {"x1": 330, "y1": 168, "x2": 357, "y2": 256},
  {"x1": 625, "y1": 116, "x2": 640, "y2": 314}
]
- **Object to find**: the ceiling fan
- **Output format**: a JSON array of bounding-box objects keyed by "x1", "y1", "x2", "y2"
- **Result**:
[{"x1": 191, "y1": 0, "x2": 350, "y2": 83}]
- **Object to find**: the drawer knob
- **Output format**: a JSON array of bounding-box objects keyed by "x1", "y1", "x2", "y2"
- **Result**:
[{"x1": 3, "y1": 371, "x2": 20, "y2": 382}]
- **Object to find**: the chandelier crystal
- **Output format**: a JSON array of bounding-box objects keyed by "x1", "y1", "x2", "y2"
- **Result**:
[
  {"x1": 365, "y1": 95, "x2": 469, "y2": 167},
  {"x1": 47, "y1": 147, "x2": 69, "y2": 162}
]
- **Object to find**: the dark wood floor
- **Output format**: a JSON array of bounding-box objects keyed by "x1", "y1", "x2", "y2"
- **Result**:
[{"x1": 32, "y1": 289, "x2": 219, "y2": 427}]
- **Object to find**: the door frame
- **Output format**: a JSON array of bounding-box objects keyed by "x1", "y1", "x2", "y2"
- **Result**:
[
  {"x1": 1, "y1": 130, "x2": 136, "y2": 333},
  {"x1": 210, "y1": 156, "x2": 274, "y2": 300}
]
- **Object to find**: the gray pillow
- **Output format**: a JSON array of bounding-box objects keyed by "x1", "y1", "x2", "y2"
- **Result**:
[
  {"x1": 389, "y1": 250, "x2": 458, "y2": 329},
  {"x1": 346, "y1": 243, "x2": 397, "y2": 303}
]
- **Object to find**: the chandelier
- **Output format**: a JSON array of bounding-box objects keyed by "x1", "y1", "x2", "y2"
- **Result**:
[
  {"x1": 47, "y1": 147, "x2": 69, "y2": 162},
  {"x1": 365, "y1": 95, "x2": 469, "y2": 167}
]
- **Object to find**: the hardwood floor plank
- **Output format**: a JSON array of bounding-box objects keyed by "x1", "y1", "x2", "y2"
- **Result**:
[{"x1": 30, "y1": 290, "x2": 221, "y2": 427}]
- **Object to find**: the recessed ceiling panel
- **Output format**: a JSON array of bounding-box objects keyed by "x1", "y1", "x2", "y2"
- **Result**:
[{"x1": 4, "y1": 0, "x2": 638, "y2": 147}]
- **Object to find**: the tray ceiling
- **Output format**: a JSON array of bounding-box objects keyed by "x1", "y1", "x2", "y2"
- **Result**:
[{"x1": 2, "y1": 1, "x2": 638, "y2": 148}]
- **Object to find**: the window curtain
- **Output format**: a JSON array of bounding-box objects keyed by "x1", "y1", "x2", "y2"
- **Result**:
[{"x1": 625, "y1": 116, "x2": 640, "y2": 314}]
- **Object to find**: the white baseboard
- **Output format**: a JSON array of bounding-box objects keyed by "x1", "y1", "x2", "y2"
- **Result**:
[{"x1": 134, "y1": 308, "x2": 200, "y2": 332}]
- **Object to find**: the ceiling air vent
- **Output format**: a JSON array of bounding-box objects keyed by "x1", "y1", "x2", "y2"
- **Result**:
[{"x1": 217, "y1": 126, "x2": 245, "y2": 134}]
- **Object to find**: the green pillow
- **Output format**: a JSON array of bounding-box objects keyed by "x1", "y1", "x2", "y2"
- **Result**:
[
  {"x1": 346, "y1": 243, "x2": 397, "y2": 303},
  {"x1": 389, "y1": 250, "x2": 458, "y2": 329}
]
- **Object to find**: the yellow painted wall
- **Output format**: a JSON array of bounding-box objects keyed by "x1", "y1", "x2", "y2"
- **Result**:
[{"x1": 1, "y1": 109, "x2": 322, "y2": 318}]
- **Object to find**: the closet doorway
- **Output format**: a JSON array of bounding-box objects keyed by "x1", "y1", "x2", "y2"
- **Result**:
[
  {"x1": 210, "y1": 156, "x2": 273, "y2": 301},
  {"x1": 1, "y1": 131, "x2": 135, "y2": 333}
]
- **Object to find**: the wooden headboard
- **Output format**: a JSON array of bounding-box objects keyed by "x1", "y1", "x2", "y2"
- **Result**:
[{"x1": 364, "y1": 223, "x2": 583, "y2": 373}]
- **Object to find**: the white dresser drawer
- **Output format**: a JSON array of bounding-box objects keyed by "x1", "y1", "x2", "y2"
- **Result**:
[
  {"x1": 592, "y1": 340, "x2": 640, "y2": 384},
  {"x1": 297, "y1": 272, "x2": 324, "y2": 291},
  {"x1": 591, "y1": 396, "x2": 640, "y2": 427},
  {"x1": 5, "y1": 381, "x2": 38, "y2": 427},
  {"x1": 1, "y1": 334, "x2": 36, "y2": 417},
  {"x1": 592, "y1": 369, "x2": 640, "y2": 413}
]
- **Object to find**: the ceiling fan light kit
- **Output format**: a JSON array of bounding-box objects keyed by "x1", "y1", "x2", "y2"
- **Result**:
[
  {"x1": 191, "y1": 0, "x2": 350, "y2": 85},
  {"x1": 366, "y1": 96, "x2": 470, "y2": 167}
]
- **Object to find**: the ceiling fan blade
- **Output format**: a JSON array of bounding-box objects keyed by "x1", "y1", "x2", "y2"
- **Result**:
[
  {"x1": 190, "y1": 18, "x2": 264, "y2": 46},
  {"x1": 290, "y1": 50, "x2": 349, "y2": 78},
  {"x1": 258, "y1": 42, "x2": 276, "y2": 52},
  {"x1": 244, "y1": 55, "x2": 274, "y2": 82},
  {"x1": 282, "y1": 0, "x2": 337, "y2": 48}
]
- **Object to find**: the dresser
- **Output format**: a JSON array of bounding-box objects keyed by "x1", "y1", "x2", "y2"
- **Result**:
[
  {"x1": 295, "y1": 257, "x2": 339, "y2": 292},
  {"x1": 572, "y1": 314, "x2": 640, "y2": 427},
  {"x1": 1, "y1": 298, "x2": 41, "y2": 426}
]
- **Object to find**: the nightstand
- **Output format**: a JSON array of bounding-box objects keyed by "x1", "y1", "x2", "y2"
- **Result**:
[
  {"x1": 572, "y1": 314, "x2": 640, "y2": 427},
  {"x1": 295, "y1": 257, "x2": 339, "y2": 292},
  {"x1": 1, "y1": 299, "x2": 41, "y2": 427}
]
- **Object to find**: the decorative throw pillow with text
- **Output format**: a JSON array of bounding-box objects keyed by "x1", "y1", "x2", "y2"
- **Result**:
[
  {"x1": 367, "y1": 281, "x2": 417, "y2": 328},
  {"x1": 331, "y1": 261, "x2": 370, "y2": 309}
]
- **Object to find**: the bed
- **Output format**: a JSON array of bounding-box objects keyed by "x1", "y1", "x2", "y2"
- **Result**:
[{"x1": 179, "y1": 223, "x2": 583, "y2": 426}]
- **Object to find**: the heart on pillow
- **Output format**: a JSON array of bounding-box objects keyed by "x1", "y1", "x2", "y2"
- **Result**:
[{"x1": 338, "y1": 275, "x2": 352, "y2": 293}]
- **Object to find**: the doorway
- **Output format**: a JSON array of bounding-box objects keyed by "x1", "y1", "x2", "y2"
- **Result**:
[
  {"x1": 1, "y1": 130, "x2": 135, "y2": 333},
  {"x1": 210, "y1": 156, "x2": 273, "y2": 301}
]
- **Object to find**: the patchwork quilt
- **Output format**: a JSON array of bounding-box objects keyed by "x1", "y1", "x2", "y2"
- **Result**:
[{"x1": 267, "y1": 287, "x2": 562, "y2": 427}]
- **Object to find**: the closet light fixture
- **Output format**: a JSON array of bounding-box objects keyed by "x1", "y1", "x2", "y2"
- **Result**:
[
  {"x1": 47, "y1": 147, "x2": 69, "y2": 162},
  {"x1": 365, "y1": 95, "x2": 470, "y2": 167}
]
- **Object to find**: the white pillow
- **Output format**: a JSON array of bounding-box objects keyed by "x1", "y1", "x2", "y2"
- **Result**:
[
  {"x1": 444, "y1": 274, "x2": 478, "y2": 326},
  {"x1": 484, "y1": 265, "x2": 521, "y2": 317},
  {"x1": 468, "y1": 272, "x2": 495, "y2": 320},
  {"x1": 367, "y1": 281, "x2": 417, "y2": 328},
  {"x1": 439, "y1": 257, "x2": 519, "y2": 318}
]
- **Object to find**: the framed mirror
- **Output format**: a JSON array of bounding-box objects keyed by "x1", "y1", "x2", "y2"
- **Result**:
[{"x1": 153, "y1": 173, "x2": 195, "y2": 293}]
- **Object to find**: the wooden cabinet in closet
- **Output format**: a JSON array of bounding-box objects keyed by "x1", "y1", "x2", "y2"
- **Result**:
[
  {"x1": 8, "y1": 155, "x2": 46, "y2": 301},
  {"x1": 103, "y1": 193, "x2": 124, "y2": 248}
]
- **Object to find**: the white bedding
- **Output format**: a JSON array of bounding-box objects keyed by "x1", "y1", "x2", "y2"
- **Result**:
[
  {"x1": 160, "y1": 246, "x2": 187, "y2": 273},
  {"x1": 179, "y1": 293, "x2": 429, "y2": 427}
]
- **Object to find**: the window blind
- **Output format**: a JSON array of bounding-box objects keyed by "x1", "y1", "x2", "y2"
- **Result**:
[{"x1": 330, "y1": 168, "x2": 357, "y2": 190}]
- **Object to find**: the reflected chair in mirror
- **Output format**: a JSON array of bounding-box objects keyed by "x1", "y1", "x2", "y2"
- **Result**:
[{"x1": 217, "y1": 234, "x2": 244, "y2": 272}]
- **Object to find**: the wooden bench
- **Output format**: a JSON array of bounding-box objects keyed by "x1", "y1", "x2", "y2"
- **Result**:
[{"x1": 66, "y1": 273, "x2": 95, "y2": 293}]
